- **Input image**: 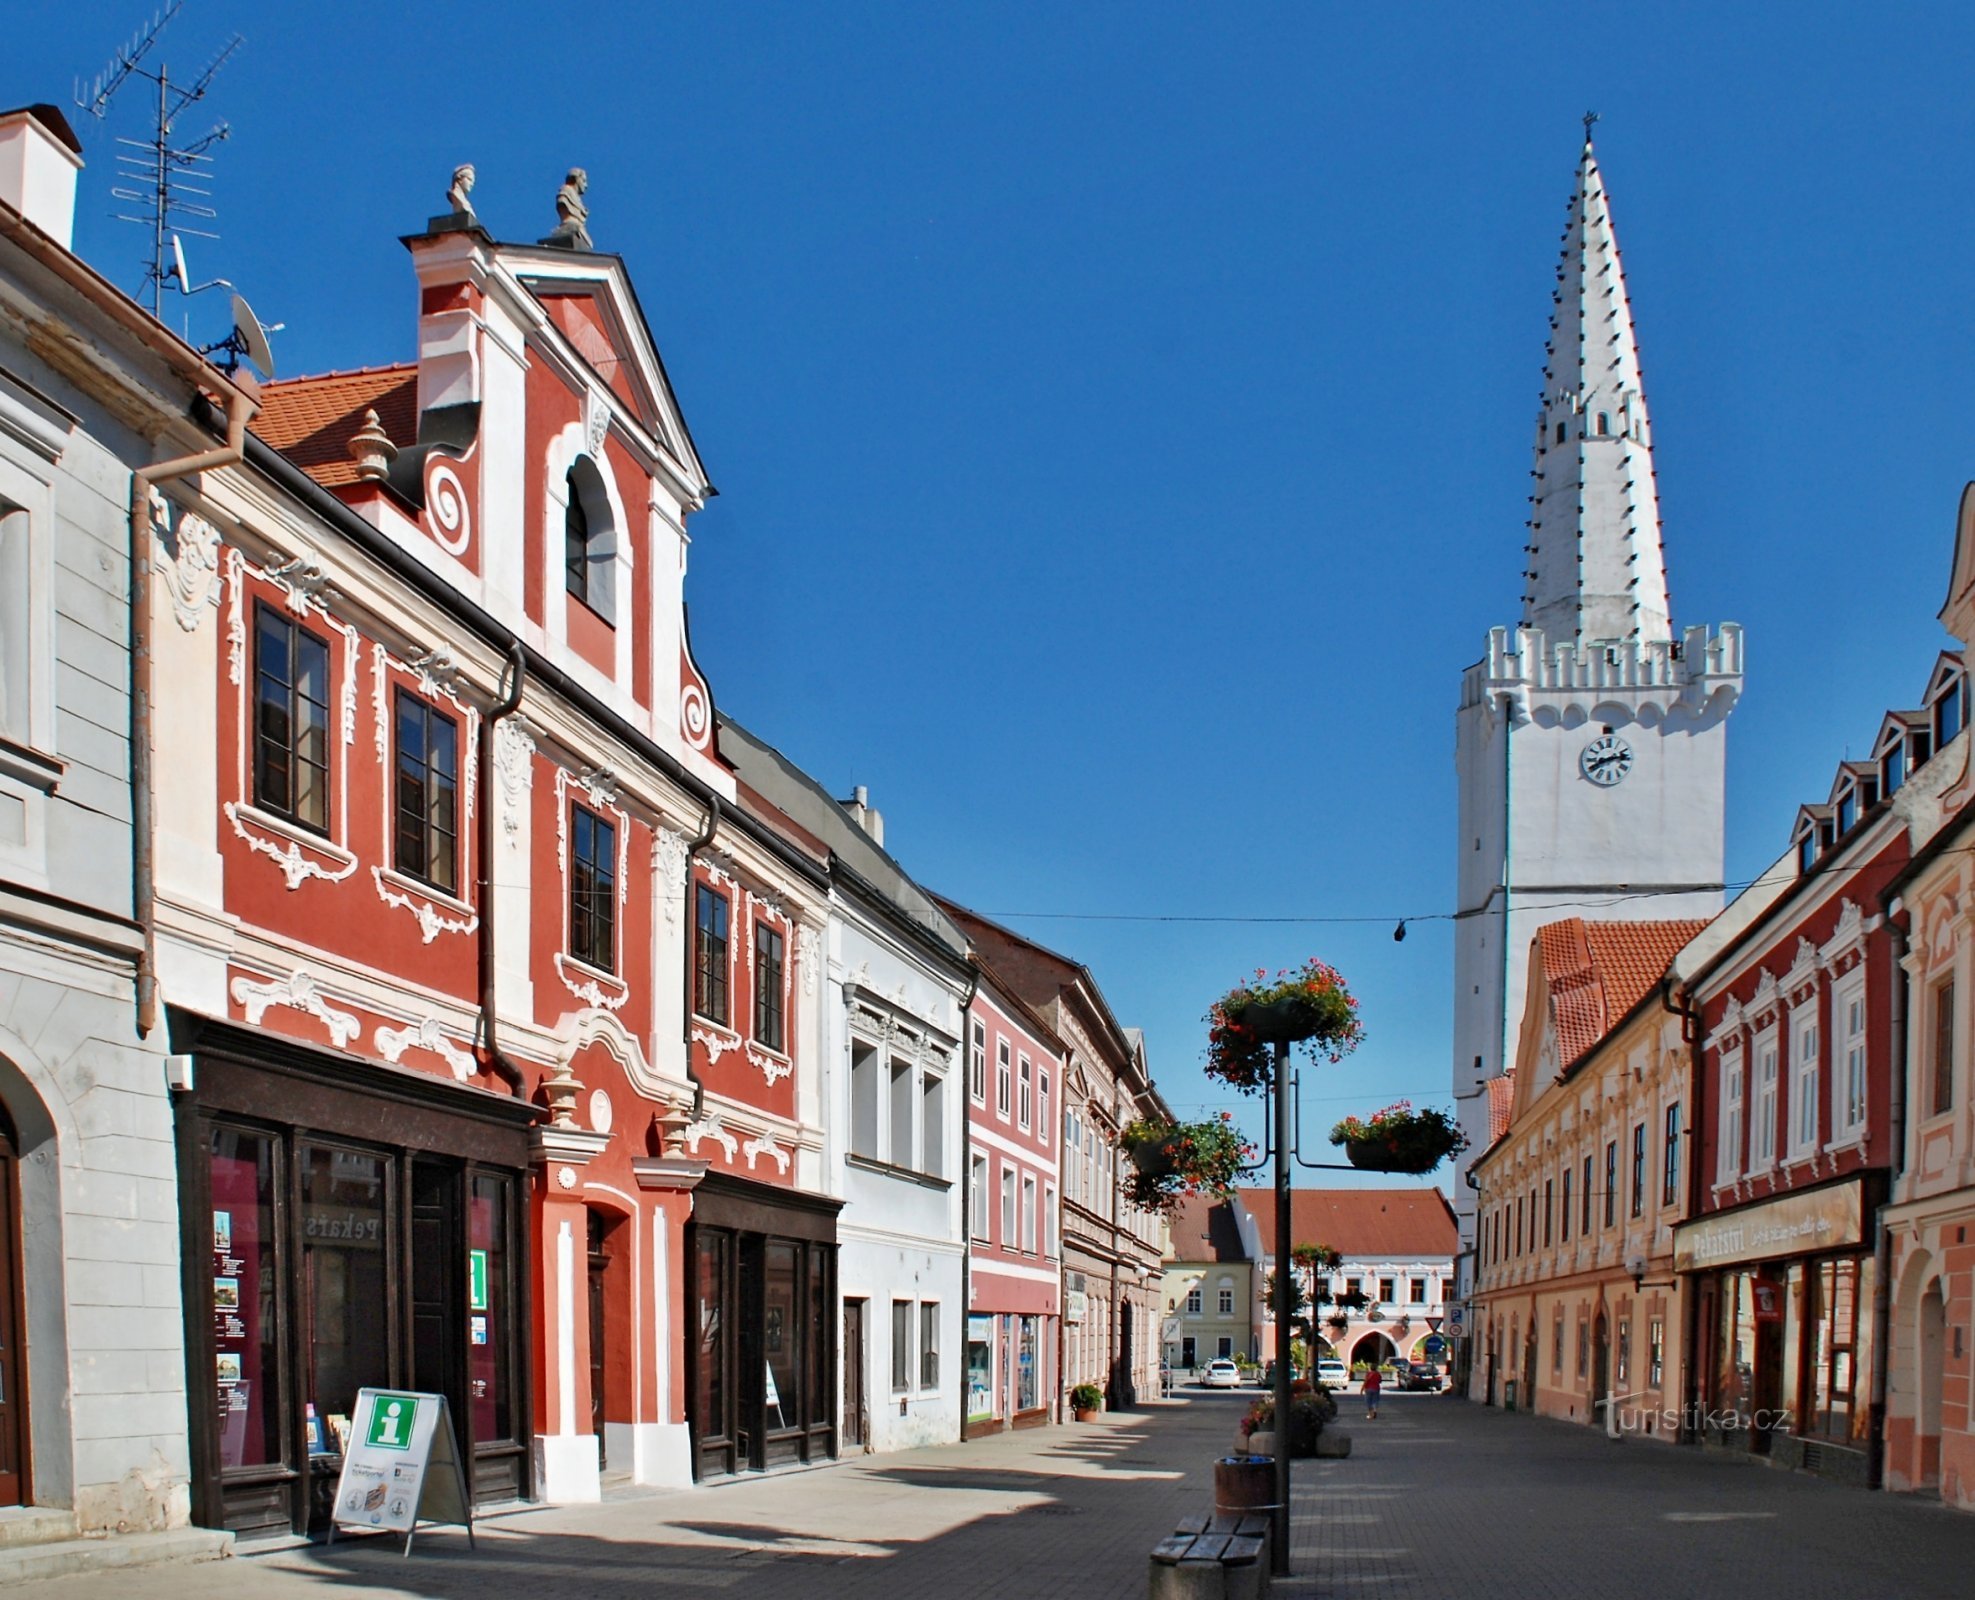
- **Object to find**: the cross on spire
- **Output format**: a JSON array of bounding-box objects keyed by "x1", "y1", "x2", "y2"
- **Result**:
[{"x1": 1582, "y1": 110, "x2": 1600, "y2": 149}]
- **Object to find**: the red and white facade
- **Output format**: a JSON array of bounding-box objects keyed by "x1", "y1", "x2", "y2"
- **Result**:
[
  {"x1": 147, "y1": 205, "x2": 836, "y2": 1535},
  {"x1": 964, "y1": 963, "x2": 1063, "y2": 1433}
]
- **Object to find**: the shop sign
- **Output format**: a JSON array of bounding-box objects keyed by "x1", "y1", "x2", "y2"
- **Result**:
[
  {"x1": 1673, "y1": 1181, "x2": 1863, "y2": 1273},
  {"x1": 1752, "y1": 1281, "x2": 1784, "y2": 1323},
  {"x1": 305, "y1": 1204, "x2": 386, "y2": 1247},
  {"x1": 329, "y1": 1389, "x2": 474, "y2": 1552},
  {"x1": 1065, "y1": 1289, "x2": 1087, "y2": 1326}
]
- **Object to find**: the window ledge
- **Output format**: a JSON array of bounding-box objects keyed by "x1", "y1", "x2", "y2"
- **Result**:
[
  {"x1": 374, "y1": 863, "x2": 475, "y2": 919},
  {"x1": 0, "y1": 735, "x2": 63, "y2": 795},
  {"x1": 846, "y1": 1153, "x2": 952, "y2": 1191}
]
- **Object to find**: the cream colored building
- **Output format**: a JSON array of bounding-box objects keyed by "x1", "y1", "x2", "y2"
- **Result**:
[{"x1": 1162, "y1": 1196, "x2": 1255, "y2": 1372}]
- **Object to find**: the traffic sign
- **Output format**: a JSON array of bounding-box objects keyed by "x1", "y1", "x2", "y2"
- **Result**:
[
  {"x1": 1425, "y1": 1316, "x2": 1443, "y2": 1333},
  {"x1": 1423, "y1": 1334, "x2": 1448, "y2": 1356},
  {"x1": 1448, "y1": 1306, "x2": 1465, "y2": 1331}
]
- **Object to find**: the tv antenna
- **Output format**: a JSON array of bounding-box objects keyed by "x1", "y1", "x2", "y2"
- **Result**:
[{"x1": 75, "y1": 3, "x2": 244, "y2": 315}]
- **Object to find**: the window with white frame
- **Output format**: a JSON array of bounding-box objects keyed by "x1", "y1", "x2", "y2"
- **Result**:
[
  {"x1": 920, "y1": 1301, "x2": 940, "y2": 1389},
  {"x1": 996, "y1": 1040, "x2": 1012, "y2": 1117},
  {"x1": 1753, "y1": 1029, "x2": 1779, "y2": 1169},
  {"x1": 851, "y1": 1040, "x2": 880, "y2": 1158},
  {"x1": 921, "y1": 1068, "x2": 946, "y2": 1179},
  {"x1": 970, "y1": 1019, "x2": 986, "y2": 1103},
  {"x1": 1217, "y1": 1284, "x2": 1234, "y2": 1316},
  {"x1": 1044, "y1": 1184, "x2": 1058, "y2": 1257},
  {"x1": 891, "y1": 1300, "x2": 912, "y2": 1390},
  {"x1": 1832, "y1": 972, "x2": 1867, "y2": 1141},
  {"x1": 970, "y1": 1155, "x2": 989, "y2": 1239},
  {"x1": 1791, "y1": 1006, "x2": 1820, "y2": 1159},
  {"x1": 1021, "y1": 1175, "x2": 1037, "y2": 1252},
  {"x1": 1038, "y1": 1070, "x2": 1050, "y2": 1143},
  {"x1": 889, "y1": 1056, "x2": 915, "y2": 1169},
  {"x1": 1018, "y1": 1054, "x2": 1033, "y2": 1128},
  {"x1": 1185, "y1": 1284, "x2": 1202, "y2": 1315},
  {"x1": 1001, "y1": 1166, "x2": 1017, "y2": 1244},
  {"x1": 1718, "y1": 1044, "x2": 1745, "y2": 1183}
]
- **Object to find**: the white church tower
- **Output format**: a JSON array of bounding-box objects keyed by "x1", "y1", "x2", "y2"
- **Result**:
[{"x1": 1450, "y1": 128, "x2": 1743, "y2": 1270}]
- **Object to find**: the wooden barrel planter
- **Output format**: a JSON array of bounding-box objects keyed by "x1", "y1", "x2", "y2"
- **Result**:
[{"x1": 1214, "y1": 1455, "x2": 1275, "y2": 1514}]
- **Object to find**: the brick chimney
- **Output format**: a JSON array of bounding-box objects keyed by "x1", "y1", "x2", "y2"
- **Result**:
[{"x1": 0, "y1": 105, "x2": 84, "y2": 251}]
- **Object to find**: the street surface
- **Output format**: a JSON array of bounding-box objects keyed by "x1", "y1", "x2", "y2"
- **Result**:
[{"x1": 18, "y1": 1393, "x2": 1975, "y2": 1599}]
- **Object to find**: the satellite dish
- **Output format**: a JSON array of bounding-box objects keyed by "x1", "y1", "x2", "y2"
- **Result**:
[{"x1": 229, "y1": 292, "x2": 276, "y2": 378}]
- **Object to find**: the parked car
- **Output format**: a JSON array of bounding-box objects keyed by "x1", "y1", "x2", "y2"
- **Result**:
[
  {"x1": 1399, "y1": 1361, "x2": 1443, "y2": 1391},
  {"x1": 1315, "y1": 1359, "x2": 1350, "y2": 1389},
  {"x1": 1200, "y1": 1358, "x2": 1244, "y2": 1389}
]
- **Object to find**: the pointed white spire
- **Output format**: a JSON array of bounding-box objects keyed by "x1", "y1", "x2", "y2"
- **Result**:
[{"x1": 1521, "y1": 126, "x2": 1671, "y2": 645}]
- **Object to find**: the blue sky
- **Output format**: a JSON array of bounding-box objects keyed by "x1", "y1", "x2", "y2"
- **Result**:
[{"x1": 16, "y1": 4, "x2": 1975, "y2": 1184}]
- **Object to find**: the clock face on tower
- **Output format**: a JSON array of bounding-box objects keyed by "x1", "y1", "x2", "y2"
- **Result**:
[{"x1": 1580, "y1": 732, "x2": 1634, "y2": 787}]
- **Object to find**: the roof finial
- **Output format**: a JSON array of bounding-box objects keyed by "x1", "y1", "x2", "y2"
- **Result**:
[{"x1": 1582, "y1": 110, "x2": 1600, "y2": 150}]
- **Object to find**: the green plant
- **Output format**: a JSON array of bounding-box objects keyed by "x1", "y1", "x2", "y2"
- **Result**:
[
  {"x1": 1070, "y1": 1382, "x2": 1103, "y2": 1413},
  {"x1": 1205, "y1": 960, "x2": 1363, "y2": 1093},
  {"x1": 1239, "y1": 1395, "x2": 1326, "y2": 1455},
  {"x1": 1116, "y1": 1113, "x2": 1253, "y2": 1215},
  {"x1": 1329, "y1": 1101, "x2": 1469, "y2": 1174},
  {"x1": 1291, "y1": 1242, "x2": 1343, "y2": 1273}
]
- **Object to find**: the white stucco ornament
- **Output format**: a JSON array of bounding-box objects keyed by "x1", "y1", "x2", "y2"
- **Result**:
[
  {"x1": 557, "y1": 1165, "x2": 577, "y2": 1191},
  {"x1": 590, "y1": 1088, "x2": 613, "y2": 1134}
]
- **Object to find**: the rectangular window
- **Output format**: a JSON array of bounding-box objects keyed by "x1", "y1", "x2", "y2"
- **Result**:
[
  {"x1": 1543, "y1": 1179, "x2": 1554, "y2": 1247},
  {"x1": 1044, "y1": 1186, "x2": 1057, "y2": 1258},
  {"x1": 1561, "y1": 1168, "x2": 1573, "y2": 1242},
  {"x1": 1553, "y1": 1307, "x2": 1564, "y2": 1374},
  {"x1": 1603, "y1": 1141, "x2": 1617, "y2": 1228},
  {"x1": 996, "y1": 1041, "x2": 1012, "y2": 1117},
  {"x1": 1185, "y1": 1285, "x2": 1202, "y2": 1315},
  {"x1": 1648, "y1": 1317, "x2": 1665, "y2": 1388},
  {"x1": 1581, "y1": 1154, "x2": 1593, "y2": 1235},
  {"x1": 889, "y1": 1058, "x2": 914, "y2": 1170},
  {"x1": 970, "y1": 1020, "x2": 986, "y2": 1103},
  {"x1": 969, "y1": 1155, "x2": 989, "y2": 1240},
  {"x1": 393, "y1": 691, "x2": 458, "y2": 892},
  {"x1": 891, "y1": 1300, "x2": 912, "y2": 1391},
  {"x1": 1754, "y1": 1035, "x2": 1779, "y2": 1166},
  {"x1": 1001, "y1": 1167, "x2": 1016, "y2": 1245},
  {"x1": 1834, "y1": 979, "x2": 1868, "y2": 1139},
  {"x1": 1793, "y1": 1012, "x2": 1820, "y2": 1156},
  {"x1": 851, "y1": 1041, "x2": 879, "y2": 1158},
  {"x1": 1021, "y1": 1175, "x2": 1037, "y2": 1252},
  {"x1": 920, "y1": 1302, "x2": 940, "y2": 1389},
  {"x1": 752, "y1": 922, "x2": 785, "y2": 1051},
  {"x1": 1514, "y1": 1199, "x2": 1523, "y2": 1256},
  {"x1": 253, "y1": 603, "x2": 332, "y2": 831},
  {"x1": 921, "y1": 1070, "x2": 945, "y2": 1179},
  {"x1": 694, "y1": 885, "x2": 728, "y2": 1023},
  {"x1": 1630, "y1": 1123, "x2": 1646, "y2": 1218},
  {"x1": 1218, "y1": 1286, "x2": 1234, "y2": 1315},
  {"x1": 1577, "y1": 1315, "x2": 1588, "y2": 1380},
  {"x1": 1409, "y1": 1276, "x2": 1427, "y2": 1304},
  {"x1": 1931, "y1": 979, "x2": 1955, "y2": 1117},
  {"x1": 1720, "y1": 1048, "x2": 1745, "y2": 1182},
  {"x1": 1663, "y1": 1103, "x2": 1682, "y2": 1207},
  {"x1": 1038, "y1": 1071, "x2": 1050, "y2": 1143},
  {"x1": 569, "y1": 806, "x2": 617, "y2": 972},
  {"x1": 1018, "y1": 1054, "x2": 1033, "y2": 1129},
  {"x1": 1616, "y1": 1318, "x2": 1631, "y2": 1386}
]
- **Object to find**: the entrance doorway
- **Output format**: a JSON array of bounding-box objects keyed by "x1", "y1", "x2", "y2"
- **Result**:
[
  {"x1": 1918, "y1": 1279, "x2": 1947, "y2": 1491},
  {"x1": 588, "y1": 1211, "x2": 614, "y2": 1470},
  {"x1": 1592, "y1": 1311, "x2": 1610, "y2": 1411},
  {"x1": 0, "y1": 1102, "x2": 26, "y2": 1507},
  {"x1": 842, "y1": 1300, "x2": 866, "y2": 1448}
]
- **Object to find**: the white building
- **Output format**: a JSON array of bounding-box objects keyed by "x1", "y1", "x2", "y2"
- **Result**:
[
  {"x1": 717, "y1": 726, "x2": 972, "y2": 1453},
  {"x1": 1448, "y1": 130, "x2": 1744, "y2": 1337}
]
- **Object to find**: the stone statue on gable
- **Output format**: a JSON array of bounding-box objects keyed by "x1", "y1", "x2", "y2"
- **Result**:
[
  {"x1": 542, "y1": 168, "x2": 593, "y2": 250},
  {"x1": 447, "y1": 163, "x2": 476, "y2": 220}
]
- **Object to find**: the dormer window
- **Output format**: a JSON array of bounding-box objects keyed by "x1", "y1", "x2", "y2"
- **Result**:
[
  {"x1": 1883, "y1": 740, "x2": 1906, "y2": 796},
  {"x1": 563, "y1": 457, "x2": 617, "y2": 624},
  {"x1": 1835, "y1": 785, "x2": 1857, "y2": 836},
  {"x1": 1934, "y1": 670, "x2": 1966, "y2": 745}
]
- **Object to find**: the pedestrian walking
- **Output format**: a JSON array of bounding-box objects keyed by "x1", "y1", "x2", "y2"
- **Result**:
[{"x1": 1363, "y1": 1364, "x2": 1382, "y2": 1419}]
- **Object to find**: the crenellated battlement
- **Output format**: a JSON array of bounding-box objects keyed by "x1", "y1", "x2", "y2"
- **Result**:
[{"x1": 1460, "y1": 620, "x2": 1744, "y2": 719}]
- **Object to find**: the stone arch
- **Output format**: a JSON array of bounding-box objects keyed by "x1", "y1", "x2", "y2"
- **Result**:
[
  {"x1": 1350, "y1": 1331, "x2": 1396, "y2": 1370},
  {"x1": 0, "y1": 1032, "x2": 74, "y2": 1510},
  {"x1": 544, "y1": 420, "x2": 635, "y2": 680}
]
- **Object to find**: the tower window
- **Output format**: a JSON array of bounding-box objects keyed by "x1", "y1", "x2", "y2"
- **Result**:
[
  {"x1": 1597, "y1": 412, "x2": 1610, "y2": 435},
  {"x1": 1555, "y1": 421, "x2": 1566, "y2": 445}
]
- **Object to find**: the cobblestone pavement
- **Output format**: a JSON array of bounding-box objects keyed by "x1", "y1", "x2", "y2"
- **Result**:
[{"x1": 21, "y1": 1391, "x2": 1975, "y2": 1600}]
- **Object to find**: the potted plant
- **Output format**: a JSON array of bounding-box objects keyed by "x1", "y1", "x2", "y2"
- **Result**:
[
  {"x1": 1291, "y1": 1242, "x2": 1343, "y2": 1274},
  {"x1": 1238, "y1": 1395, "x2": 1324, "y2": 1457},
  {"x1": 1205, "y1": 960, "x2": 1364, "y2": 1094},
  {"x1": 1329, "y1": 1101, "x2": 1468, "y2": 1174},
  {"x1": 1115, "y1": 1113, "x2": 1252, "y2": 1216},
  {"x1": 1070, "y1": 1382, "x2": 1103, "y2": 1422}
]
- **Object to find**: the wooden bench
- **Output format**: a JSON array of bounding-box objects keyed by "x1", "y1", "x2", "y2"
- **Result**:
[{"x1": 1149, "y1": 1511, "x2": 1270, "y2": 1600}]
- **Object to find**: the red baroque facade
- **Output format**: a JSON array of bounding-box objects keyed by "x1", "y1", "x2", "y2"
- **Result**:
[{"x1": 149, "y1": 205, "x2": 834, "y2": 1535}]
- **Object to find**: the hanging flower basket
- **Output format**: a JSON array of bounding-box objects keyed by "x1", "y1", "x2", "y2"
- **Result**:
[
  {"x1": 1116, "y1": 1113, "x2": 1253, "y2": 1216},
  {"x1": 1330, "y1": 1102, "x2": 1468, "y2": 1175},
  {"x1": 1205, "y1": 960, "x2": 1363, "y2": 1094},
  {"x1": 1291, "y1": 1242, "x2": 1343, "y2": 1274}
]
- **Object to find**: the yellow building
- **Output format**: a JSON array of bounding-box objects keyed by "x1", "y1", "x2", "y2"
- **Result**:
[{"x1": 1161, "y1": 1196, "x2": 1256, "y2": 1374}]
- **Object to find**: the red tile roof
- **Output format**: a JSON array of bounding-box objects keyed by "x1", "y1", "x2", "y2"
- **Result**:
[
  {"x1": 254, "y1": 365, "x2": 418, "y2": 489},
  {"x1": 1236, "y1": 1187, "x2": 1456, "y2": 1259},
  {"x1": 1536, "y1": 917, "x2": 1708, "y2": 1069},
  {"x1": 1163, "y1": 1195, "x2": 1249, "y2": 1264},
  {"x1": 1487, "y1": 1074, "x2": 1516, "y2": 1143}
]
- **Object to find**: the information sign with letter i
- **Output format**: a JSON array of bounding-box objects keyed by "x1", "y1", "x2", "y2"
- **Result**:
[{"x1": 328, "y1": 1388, "x2": 475, "y2": 1555}]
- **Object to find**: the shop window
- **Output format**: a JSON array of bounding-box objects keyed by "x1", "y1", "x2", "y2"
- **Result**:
[
  {"x1": 969, "y1": 1020, "x2": 986, "y2": 1103},
  {"x1": 1834, "y1": 977, "x2": 1868, "y2": 1139},
  {"x1": 1931, "y1": 978, "x2": 1956, "y2": 1117},
  {"x1": 563, "y1": 457, "x2": 616, "y2": 623},
  {"x1": 253, "y1": 603, "x2": 332, "y2": 832},
  {"x1": 921, "y1": 1070, "x2": 946, "y2": 1179},
  {"x1": 967, "y1": 1318, "x2": 995, "y2": 1423},
  {"x1": 210, "y1": 1125, "x2": 284, "y2": 1471},
  {"x1": 302, "y1": 1144, "x2": 392, "y2": 1451},
  {"x1": 1662, "y1": 1103, "x2": 1681, "y2": 1206},
  {"x1": 694, "y1": 885, "x2": 728, "y2": 1023},
  {"x1": 1185, "y1": 1285, "x2": 1202, "y2": 1315},
  {"x1": 1718, "y1": 1047, "x2": 1745, "y2": 1182},
  {"x1": 1018, "y1": 1055, "x2": 1032, "y2": 1129},
  {"x1": 891, "y1": 1300, "x2": 912, "y2": 1392},
  {"x1": 1018, "y1": 1316, "x2": 1039, "y2": 1410},
  {"x1": 850, "y1": 1042, "x2": 879, "y2": 1157},
  {"x1": 764, "y1": 1241, "x2": 801, "y2": 1432},
  {"x1": 753, "y1": 923, "x2": 785, "y2": 1052},
  {"x1": 1561, "y1": 1169, "x2": 1572, "y2": 1241},
  {"x1": 569, "y1": 806, "x2": 616, "y2": 972},
  {"x1": 1807, "y1": 1256, "x2": 1871, "y2": 1441},
  {"x1": 1792, "y1": 1012, "x2": 1820, "y2": 1157},
  {"x1": 996, "y1": 1040, "x2": 1012, "y2": 1117},
  {"x1": 808, "y1": 1250, "x2": 831, "y2": 1431},
  {"x1": 469, "y1": 1173, "x2": 515, "y2": 1447},
  {"x1": 393, "y1": 691, "x2": 459, "y2": 893},
  {"x1": 1631, "y1": 1123, "x2": 1646, "y2": 1217},
  {"x1": 969, "y1": 1155, "x2": 989, "y2": 1239},
  {"x1": 919, "y1": 1301, "x2": 940, "y2": 1390}
]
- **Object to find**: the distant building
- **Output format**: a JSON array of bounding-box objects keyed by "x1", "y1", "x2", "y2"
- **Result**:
[{"x1": 1162, "y1": 1196, "x2": 1255, "y2": 1370}]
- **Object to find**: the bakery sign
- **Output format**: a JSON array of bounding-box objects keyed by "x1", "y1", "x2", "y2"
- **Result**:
[{"x1": 1674, "y1": 1181, "x2": 1863, "y2": 1273}]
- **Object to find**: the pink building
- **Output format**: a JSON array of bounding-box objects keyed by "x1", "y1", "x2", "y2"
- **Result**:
[{"x1": 963, "y1": 959, "x2": 1063, "y2": 1433}]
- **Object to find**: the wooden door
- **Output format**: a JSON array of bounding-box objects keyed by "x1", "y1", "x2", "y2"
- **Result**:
[
  {"x1": 588, "y1": 1212, "x2": 609, "y2": 1469},
  {"x1": 0, "y1": 1106, "x2": 26, "y2": 1506},
  {"x1": 841, "y1": 1300, "x2": 866, "y2": 1448}
]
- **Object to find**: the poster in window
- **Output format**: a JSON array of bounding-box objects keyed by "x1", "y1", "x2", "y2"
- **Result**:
[{"x1": 213, "y1": 1276, "x2": 240, "y2": 1311}]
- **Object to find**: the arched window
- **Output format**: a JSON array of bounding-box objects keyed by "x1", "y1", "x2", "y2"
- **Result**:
[
  {"x1": 1597, "y1": 412, "x2": 1610, "y2": 435},
  {"x1": 563, "y1": 457, "x2": 617, "y2": 623}
]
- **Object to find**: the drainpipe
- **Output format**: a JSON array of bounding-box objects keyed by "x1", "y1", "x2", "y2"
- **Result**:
[
  {"x1": 681, "y1": 795, "x2": 720, "y2": 1119},
  {"x1": 954, "y1": 959, "x2": 980, "y2": 1437},
  {"x1": 476, "y1": 642, "x2": 527, "y2": 1095},
  {"x1": 1661, "y1": 974, "x2": 1705, "y2": 1444},
  {"x1": 1867, "y1": 903, "x2": 1909, "y2": 1488},
  {"x1": 131, "y1": 380, "x2": 257, "y2": 1036}
]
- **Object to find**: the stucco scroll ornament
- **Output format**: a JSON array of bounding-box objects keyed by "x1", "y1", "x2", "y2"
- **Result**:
[
  {"x1": 426, "y1": 461, "x2": 471, "y2": 557},
  {"x1": 681, "y1": 1112, "x2": 739, "y2": 1162},
  {"x1": 375, "y1": 1017, "x2": 476, "y2": 1081},
  {"x1": 262, "y1": 551, "x2": 332, "y2": 615},
  {"x1": 680, "y1": 678, "x2": 712, "y2": 753},
  {"x1": 554, "y1": 956, "x2": 629, "y2": 1011},
  {"x1": 652, "y1": 827, "x2": 689, "y2": 925},
  {"x1": 370, "y1": 866, "x2": 479, "y2": 943},
  {"x1": 797, "y1": 924, "x2": 820, "y2": 997},
  {"x1": 493, "y1": 719, "x2": 535, "y2": 837},
  {"x1": 742, "y1": 1043, "x2": 794, "y2": 1086},
  {"x1": 742, "y1": 1130, "x2": 792, "y2": 1175},
  {"x1": 585, "y1": 389, "x2": 610, "y2": 457},
  {"x1": 231, "y1": 968, "x2": 361, "y2": 1049},
  {"x1": 576, "y1": 765, "x2": 619, "y2": 810},
  {"x1": 692, "y1": 1024, "x2": 742, "y2": 1066},
  {"x1": 149, "y1": 490, "x2": 224, "y2": 631},
  {"x1": 224, "y1": 802, "x2": 359, "y2": 890}
]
